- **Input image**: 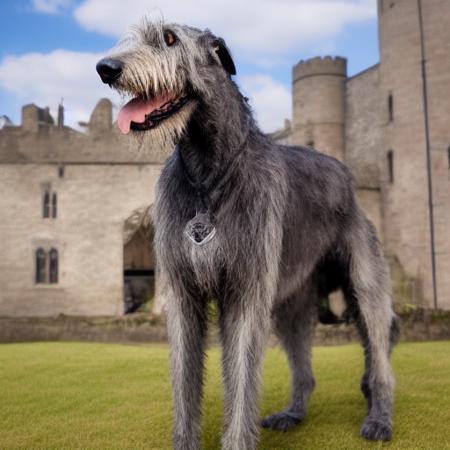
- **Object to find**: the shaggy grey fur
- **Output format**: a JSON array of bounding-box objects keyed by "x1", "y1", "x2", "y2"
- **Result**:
[{"x1": 97, "y1": 19, "x2": 399, "y2": 450}]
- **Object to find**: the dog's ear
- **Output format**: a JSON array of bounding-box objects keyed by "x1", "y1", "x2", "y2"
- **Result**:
[{"x1": 212, "y1": 38, "x2": 236, "y2": 76}]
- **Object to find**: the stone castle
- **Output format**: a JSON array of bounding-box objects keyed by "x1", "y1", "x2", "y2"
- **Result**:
[
  {"x1": 0, "y1": 0, "x2": 449, "y2": 316},
  {"x1": 0, "y1": 100, "x2": 163, "y2": 316}
]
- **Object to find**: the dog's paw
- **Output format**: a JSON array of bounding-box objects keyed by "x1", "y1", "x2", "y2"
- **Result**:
[
  {"x1": 360, "y1": 417, "x2": 393, "y2": 441},
  {"x1": 261, "y1": 411, "x2": 303, "y2": 432}
]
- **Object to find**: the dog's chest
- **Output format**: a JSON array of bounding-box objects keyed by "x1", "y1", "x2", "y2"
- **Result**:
[
  {"x1": 155, "y1": 201, "x2": 225, "y2": 290},
  {"x1": 185, "y1": 230, "x2": 223, "y2": 288}
]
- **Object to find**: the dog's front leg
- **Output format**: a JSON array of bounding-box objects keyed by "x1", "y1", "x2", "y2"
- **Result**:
[
  {"x1": 220, "y1": 290, "x2": 272, "y2": 450},
  {"x1": 166, "y1": 290, "x2": 208, "y2": 450}
]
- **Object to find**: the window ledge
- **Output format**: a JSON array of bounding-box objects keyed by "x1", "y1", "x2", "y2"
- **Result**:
[{"x1": 32, "y1": 284, "x2": 63, "y2": 290}]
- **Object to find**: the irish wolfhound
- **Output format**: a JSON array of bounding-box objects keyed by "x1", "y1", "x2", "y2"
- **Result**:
[{"x1": 96, "y1": 19, "x2": 399, "y2": 450}]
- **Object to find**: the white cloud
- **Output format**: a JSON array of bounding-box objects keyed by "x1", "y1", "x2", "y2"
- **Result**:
[
  {"x1": 31, "y1": 0, "x2": 73, "y2": 14},
  {"x1": 74, "y1": 0, "x2": 376, "y2": 57},
  {"x1": 0, "y1": 50, "x2": 121, "y2": 127},
  {"x1": 240, "y1": 75, "x2": 291, "y2": 132},
  {"x1": 0, "y1": 50, "x2": 288, "y2": 132},
  {"x1": 3, "y1": 1, "x2": 376, "y2": 132}
]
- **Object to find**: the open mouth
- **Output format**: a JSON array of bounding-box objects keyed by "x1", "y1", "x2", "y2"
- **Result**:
[{"x1": 117, "y1": 93, "x2": 190, "y2": 134}]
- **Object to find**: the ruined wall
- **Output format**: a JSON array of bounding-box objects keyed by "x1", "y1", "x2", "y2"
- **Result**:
[{"x1": 0, "y1": 100, "x2": 170, "y2": 165}]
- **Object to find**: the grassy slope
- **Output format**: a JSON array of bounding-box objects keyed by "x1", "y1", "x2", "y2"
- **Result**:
[{"x1": 0, "y1": 341, "x2": 449, "y2": 450}]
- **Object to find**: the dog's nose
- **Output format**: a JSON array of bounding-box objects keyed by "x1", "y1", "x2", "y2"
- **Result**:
[{"x1": 96, "y1": 58, "x2": 123, "y2": 84}]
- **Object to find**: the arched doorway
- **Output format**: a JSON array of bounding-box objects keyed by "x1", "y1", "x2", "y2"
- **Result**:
[{"x1": 123, "y1": 206, "x2": 155, "y2": 314}]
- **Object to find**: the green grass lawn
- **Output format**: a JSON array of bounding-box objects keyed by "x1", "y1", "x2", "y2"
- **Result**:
[{"x1": 1, "y1": 341, "x2": 449, "y2": 450}]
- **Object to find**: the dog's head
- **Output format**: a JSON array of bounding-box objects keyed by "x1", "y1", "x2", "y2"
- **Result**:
[{"x1": 96, "y1": 19, "x2": 236, "y2": 145}]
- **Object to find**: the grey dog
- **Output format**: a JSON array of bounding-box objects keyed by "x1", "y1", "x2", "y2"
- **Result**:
[{"x1": 96, "y1": 19, "x2": 399, "y2": 450}]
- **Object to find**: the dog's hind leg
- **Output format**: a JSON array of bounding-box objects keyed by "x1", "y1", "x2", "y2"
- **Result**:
[
  {"x1": 166, "y1": 284, "x2": 208, "y2": 450},
  {"x1": 356, "y1": 310, "x2": 400, "y2": 412},
  {"x1": 261, "y1": 289, "x2": 316, "y2": 432},
  {"x1": 347, "y1": 215, "x2": 398, "y2": 442}
]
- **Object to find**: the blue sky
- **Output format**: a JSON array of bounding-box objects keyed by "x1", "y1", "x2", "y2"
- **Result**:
[{"x1": 0, "y1": 0, "x2": 379, "y2": 132}]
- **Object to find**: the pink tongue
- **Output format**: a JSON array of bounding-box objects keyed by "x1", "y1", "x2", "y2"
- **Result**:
[{"x1": 117, "y1": 95, "x2": 171, "y2": 134}]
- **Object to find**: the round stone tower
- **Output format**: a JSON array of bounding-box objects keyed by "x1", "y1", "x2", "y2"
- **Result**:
[{"x1": 291, "y1": 56, "x2": 347, "y2": 160}]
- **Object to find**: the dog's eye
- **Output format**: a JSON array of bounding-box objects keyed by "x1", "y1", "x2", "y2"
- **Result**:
[{"x1": 164, "y1": 30, "x2": 176, "y2": 47}]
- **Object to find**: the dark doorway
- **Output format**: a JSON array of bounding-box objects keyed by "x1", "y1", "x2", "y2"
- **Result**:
[{"x1": 123, "y1": 226, "x2": 155, "y2": 314}]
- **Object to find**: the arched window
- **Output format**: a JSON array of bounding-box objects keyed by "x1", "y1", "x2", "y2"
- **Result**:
[
  {"x1": 43, "y1": 191, "x2": 50, "y2": 218},
  {"x1": 388, "y1": 93, "x2": 394, "y2": 122},
  {"x1": 42, "y1": 187, "x2": 57, "y2": 219},
  {"x1": 52, "y1": 192, "x2": 57, "y2": 218},
  {"x1": 35, "y1": 248, "x2": 46, "y2": 283},
  {"x1": 49, "y1": 248, "x2": 58, "y2": 283},
  {"x1": 387, "y1": 150, "x2": 394, "y2": 183}
]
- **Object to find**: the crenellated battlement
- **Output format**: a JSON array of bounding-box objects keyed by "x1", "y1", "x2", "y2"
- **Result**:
[{"x1": 293, "y1": 56, "x2": 347, "y2": 82}]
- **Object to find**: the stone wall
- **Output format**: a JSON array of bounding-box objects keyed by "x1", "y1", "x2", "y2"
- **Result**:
[
  {"x1": 379, "y1": 0, "x2": 431, "y2": 309},
  {"x1": 354, "y1": 188, "x2": 383, "y2": 242},
  {"x1": 0, "y1": 162, "x2": 161, "y2": 316},
  {"x1": 420, "y1": 0, "x2": 450, "y2": 309},
  {"x1": 378, "y1": 0, "x2": 450, "y2": 310},
  {"x1": 1, "y1": 309, "x2": 449, "y2": 345},
  {"x1": 0, "y1": 101, "x2": 169, "y2": 165},
  {"x1": 345, "y1": 65, "x2": 381, "y2": 189}
]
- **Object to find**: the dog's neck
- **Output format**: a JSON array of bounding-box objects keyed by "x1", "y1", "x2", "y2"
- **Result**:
[{"x1": 178, "y1": 80, "x2": 254, "y2": 184}]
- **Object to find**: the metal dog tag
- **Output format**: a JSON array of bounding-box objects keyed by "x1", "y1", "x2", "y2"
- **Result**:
[{"x1": 184, "y1": 211, "x2": 216, "y2": 246}]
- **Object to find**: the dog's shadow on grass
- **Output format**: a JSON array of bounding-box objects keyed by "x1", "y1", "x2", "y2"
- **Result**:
[
  {"x1": 201, "y1": 348, "x2": 371, "y2": 449},
  {"x1": 201, "y1": 392, "x2": 370, "y2": 450},
  {"x1": 259, "y1": 400, "x2": 370, "y2": 450}
]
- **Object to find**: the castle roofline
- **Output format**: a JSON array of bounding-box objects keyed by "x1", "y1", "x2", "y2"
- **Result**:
[
  {"x1": 293, "y1": 56, "x2": 347, "y2": 82},
  {"x1": 346, "y1": 63, "x2": 380, "y2": 82},
  {"x1": 0, "y1": 115, "x2": 14, "y2": 129}
]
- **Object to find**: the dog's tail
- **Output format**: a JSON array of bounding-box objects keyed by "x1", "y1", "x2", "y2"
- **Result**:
[{"x1": 390, "y1": 313, "x2": 401, "y2": 348}]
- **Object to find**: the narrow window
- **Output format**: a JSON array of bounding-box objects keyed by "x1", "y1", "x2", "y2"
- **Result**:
[
  {"x1": 35, "y1": 248, "x2": 46, "y2": 283},
  {"x1": 43, "y1": 191, "x2": 50, "y2": 218},
  {"x1": 448, "y1": 146, "x2": 450, "y2": 169},
  {"x1": 387, "y1": 150, "x2": 394, "y2": 183},
  {"x1": 52, "y1": 192, "x2": 57, "y2": 218},
  {"x1": 388, "y1": 93, "x2": 394, "y2": 122},
  {"x1": 49, "y1": 248, "x2": 58, "y2": 284},
  {"x1": 58, "y1": 166, "x2": 64, "y2": 178}
]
